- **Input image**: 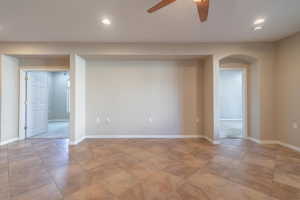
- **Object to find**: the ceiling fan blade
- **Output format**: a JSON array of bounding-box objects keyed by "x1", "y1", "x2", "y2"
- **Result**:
[
  {"x1": 195, "y1": 0, "x2": 209, "y2": 22},
  {"x1": 147, "y1": 0, "x2": 176, "y2": 13}
]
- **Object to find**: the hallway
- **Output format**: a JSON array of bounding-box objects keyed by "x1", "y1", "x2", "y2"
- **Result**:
[{"x1": 31, "y1": 122, "x2": 69, "y2": 139}]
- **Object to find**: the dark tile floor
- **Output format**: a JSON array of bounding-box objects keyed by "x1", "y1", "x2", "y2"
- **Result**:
[{"x1": 0, "y1": 138, "x2": 300, "y2": 200}]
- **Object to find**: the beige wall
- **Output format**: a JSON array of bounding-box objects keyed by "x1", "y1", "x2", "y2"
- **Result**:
[
  {"x1": 275, "y1": 32, "x2": 300, "y2": 148},
  {"x1": 0, "y1": 55, "x2": 19, "y2": 143},
  {"x1": 85, "y1": 59, "x2": 203, "y2": 136},
  {"x1": 0, "y1": 37, "x2": 299, "y2": 148},
  {"x1": 0, "y1": 42, "x2": 276, "y2": 143}
]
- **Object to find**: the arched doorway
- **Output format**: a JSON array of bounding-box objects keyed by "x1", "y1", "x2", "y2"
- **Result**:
[{"x1": 215, "y1": 54, "x2": 259, "y2": 142}]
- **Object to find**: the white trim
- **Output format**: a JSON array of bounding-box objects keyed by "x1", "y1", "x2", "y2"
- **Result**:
[
  {"x1": 245, "y1": 137, "x2": 300, "y2": 152},
  {"x1": 242, "y1": 68, "x2": 248, "y2": 138},
  {"x1": 85, "y1": 135, "x2": 202, "y2": 139},
  {"x1": 69, "y1": 134, "x2": 222, "y2": 145},
  {"x1": 201, "y1": 135, "x2": 221, "y2": 144},
  {"x1": 19, "y1": 67, "x2": 70, "y2": 140},
  {"x1": 69, "y1": 137, "x2": 85, "y2": 145},
  {"x1": 20, "y1": 66, "x2": 69, "y2": 71},
  {"x1": 278, "y1": 142, "x2": 300, "y2": 152},
  {"x1": 69, "y1": 135, "x2": 203, "y2": 145},
  {"x1": 245, "y1": 137, "x2": 278, "y2": 144},
  {"x1": 48, "y1": 119, "x2": 69, "y2": 122},
  {"x1": 76, "y1": 136, "x2": 300, "y2": 152},
  {"x1": 0, "y1": 137, "x2": 20, "y2": 146},
  {"x1": 245, "y1": 137, "x2": 262, "y2": 144},
  {"x1": 220, "y1": 118, "x2": 242, "y2": 121}
]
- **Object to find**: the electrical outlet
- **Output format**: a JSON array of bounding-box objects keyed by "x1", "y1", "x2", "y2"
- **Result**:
[
  {"x1": 106, "y1": 117, "x2": 111, "y2": 124},
  {"x1": 292, "y1": 122, "x2": 298, "y2": 129},
  {"x1": 96, "y1": 117, "x2": 100, "y2": 124},
  {"x1": 148, "y1": 117, "x2": 153, "y2": 123}
]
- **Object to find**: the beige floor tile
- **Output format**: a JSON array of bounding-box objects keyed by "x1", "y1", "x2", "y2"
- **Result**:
[
  {"x1": 11, "y1": 183, "x2": 62, "y2": 200},
  {"x1": 119, "y1": 171, "x2": 183, "y2": 200},
  {"x1": 274, "y1": 171, "x2": 300, "y2": 190},
  {"x1": 243, "y1": 152, "x2": 276, "y2": 169},
  {"x1": 64, "y1": 183, "x2": 116, "y2": 200},
  {"x1": 88, "y1": 163, "x2": 123, "y2": 185},
  {"x1": 9, "y1": 171, "x2": 53, "y2": 198},
  {"x1": 176, "y1": 183, "x2": 210, "y2": 200},
  {"x1": 271, "y1": 182, "x2": 300, "y2": 200},
  {"x1": 163, "y1": 161, "x2": 201, "y2": 179},
  {"x1": 0, "y1": 171, "x2": 9, "y2": 200},
  {"x1": 102, "y1": 171, "x2": 139, "y2": 196},
  {"x1": 189, "y1": 173, "x2": 277, "y2": 200},
  {"x1": 2, "y1": 138, "x2": 299, "y2": 200}
]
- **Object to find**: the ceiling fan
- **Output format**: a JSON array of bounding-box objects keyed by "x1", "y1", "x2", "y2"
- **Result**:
[{"x1": 147, "y1": 0, "x2": 209, "y2": 22}]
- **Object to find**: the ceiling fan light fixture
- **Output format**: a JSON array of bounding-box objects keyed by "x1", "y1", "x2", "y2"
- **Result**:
[
  {"x1": 254, "y1": 18, "x2": 265, "y2": 25},
  {"x1": 254, "y1": 26, "x2": 263, "y2": 31},
  {"x1": 101, "y1": 18, "x2": 111, "y2": 25}
]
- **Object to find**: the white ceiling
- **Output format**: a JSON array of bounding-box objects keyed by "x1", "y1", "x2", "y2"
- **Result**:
[{"x1": 0, "y1": 0, "x2": 299, "y2": 42}]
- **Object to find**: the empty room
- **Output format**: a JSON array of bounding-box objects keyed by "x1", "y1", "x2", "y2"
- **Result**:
[{"x1": 0, "y1": 1, "x2": 300, "y2": 200}]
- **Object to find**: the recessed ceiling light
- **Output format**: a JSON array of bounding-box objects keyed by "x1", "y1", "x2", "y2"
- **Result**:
[
  {"x1": 254, "y1": 18, "x2": 265, "y2": 25},
  {"x1": 254, "y1": 26, "x2": 263, "y2": 31},
  {"x1": 101, "y1": 18, "x2": 111, "y2": 25}
]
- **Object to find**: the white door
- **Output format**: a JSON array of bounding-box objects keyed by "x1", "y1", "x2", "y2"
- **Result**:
[{"x1": 26, "y1": 72, "x2": 49, "y2": 137}]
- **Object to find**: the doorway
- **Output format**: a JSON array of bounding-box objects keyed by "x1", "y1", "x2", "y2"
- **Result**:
[
  {"x1": 25, "y1": 71, "x2": 70, "y2": 139},
  {"x1": 219, "y1": 68, "x2": 247, "y2": 138}
]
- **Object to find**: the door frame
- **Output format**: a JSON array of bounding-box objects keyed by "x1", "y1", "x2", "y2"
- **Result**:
[
  {"x1": 19, "y1": 66, "x2": 69, "y2": 140},
  {"x1": 219, "y1": 67, "x2": 248, "y2": 138}
]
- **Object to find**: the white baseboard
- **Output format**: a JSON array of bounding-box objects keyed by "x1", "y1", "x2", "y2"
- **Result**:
[
  {"x1": 201, "y1": 136, "x2": 221, "y2": 144},
  {"x1": 245, "y1": 137, "x2": 278, "y2": 145},
  {"x1": 85, "y1": 134, "x2": 220, "y2": 145},
  {"x1": 48, "y1": 119, "x2": 69, "y2": 122},
  {"x1": 68, "y1": 134, "x2": 221, "y2": 145},
  {"x1": 245, "y1": 137, "x2": 300, "y2": 152},
  {"x1": 69, "y1": 135, "x2": 203, "y2": 145},
  {"x1": 6, "y1": 135, "x2": 297, "y2": 152},
  {"x1": 0, "y1": 137, "x2": 20, "y2": 146},
  {"x1": 69, "y1": 137, "x2": 85, "y2": 145},
  {"x1": 278, "y1": 141, "x2": 300, "y2": 152},
  {"x1": 85, "y1": 135, "x2": 202, "y2": 139},
  {"x1": 0, "y1": 135, "x2": 218, "y2": 146},
  {"x1": 220, "y1": 119, "x2": 243, "y2": 121}
]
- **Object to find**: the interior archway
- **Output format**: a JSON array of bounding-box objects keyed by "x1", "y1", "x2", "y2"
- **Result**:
[{"x1": 215, "y1": 54, "x2": 260, "y2": 142}]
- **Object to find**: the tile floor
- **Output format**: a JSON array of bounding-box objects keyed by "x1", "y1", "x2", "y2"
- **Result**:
[
  {"x1": 31, "y1": 122, "x2": 69, "y2": 139},
  {"x1": 0, "y1": 138, "x2": 300, "y2": 200},
  {"x1": 220, "y1": 120, "x2": 243, "y2": 138}
]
